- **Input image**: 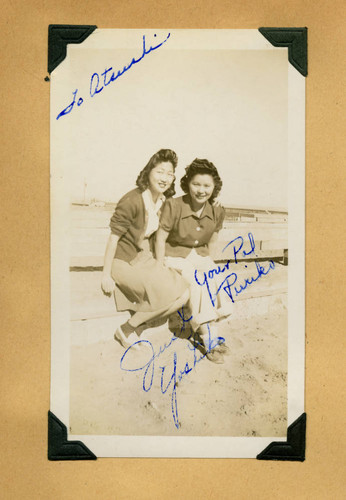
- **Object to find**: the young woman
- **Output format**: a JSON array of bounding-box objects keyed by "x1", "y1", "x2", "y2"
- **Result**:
[
  {"x1": 101, "y1": 149, "x2": 189, "y2": 349},
  {"x1": 155, "y1": 158, "x2": 233, "y2": 363}
]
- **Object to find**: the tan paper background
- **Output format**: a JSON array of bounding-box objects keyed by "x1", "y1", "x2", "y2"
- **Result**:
[{"x1": 1, "y1": 1, "x2": 345, "y2": 498}]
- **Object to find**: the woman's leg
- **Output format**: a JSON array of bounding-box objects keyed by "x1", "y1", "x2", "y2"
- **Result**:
[
  {"x1": 197, "y1": 322, "x2": 219, "y2": 349},
  {"x1": 191, "y1": 253, "x2": 234, "y2": 321},
  {"x1": 115, "y1": 288, "x2": 190, "y2": 349},
  {"x1": 194, "y1": 322, "x2": 225, "y2": 363},
  {"x1": 161, "y1": 259, "x2": 198, "y2": 328},
  {"x1": 165, "y1": 254, "x2": 228, "y2": 330},
  {"x1": 112, "y1": 256, "x2": 190, "y2": 347},
  {"x1": 128, "y1": 289, "x2": 190, "y2": 328}
]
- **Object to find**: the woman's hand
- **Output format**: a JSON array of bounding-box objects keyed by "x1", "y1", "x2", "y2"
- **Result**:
[
  {"x1": 101, "y1": 234, "x2": 119, "y2": 295},
  {"x1": 212, "y1": 196, "x2": 222, "y2": 208},
  {"x1": 101, "y1": 275, "x2": 116, "y2": 295}
]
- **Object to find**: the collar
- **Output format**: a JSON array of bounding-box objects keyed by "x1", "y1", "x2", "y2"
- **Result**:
[
  {"x1": 181, "y1": 195, "x2": 214, "y2": 220},
  {"x1": 142, "y1": 189, "x2": 165, "y2": 213}
]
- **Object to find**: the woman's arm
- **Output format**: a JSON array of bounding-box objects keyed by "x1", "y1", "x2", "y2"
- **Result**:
[
  {"x1": 208, "y1": 231, "x2": 220, "y2": 260},
  {"x1": 101, "y1": 233, "x2": 119, "y2": 294},
  {"x1": 155, "y1": 228, "x2": 169, "y2": 264},
  {"x1": 208, "y1": 205, "x2": 225, "y2": 259}
]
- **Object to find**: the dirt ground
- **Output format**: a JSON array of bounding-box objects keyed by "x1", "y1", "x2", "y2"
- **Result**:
[{"x1": 69, "y1": 266, "x2": 287, "y2": 437}]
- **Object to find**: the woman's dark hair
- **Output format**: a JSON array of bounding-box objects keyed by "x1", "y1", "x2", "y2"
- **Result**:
[
  {"x1": 180, "y1": 158, "x2": 222, "y2": 203},
  {"x1": 136, "y1": 149, "x2": 178, "y2": 198}
]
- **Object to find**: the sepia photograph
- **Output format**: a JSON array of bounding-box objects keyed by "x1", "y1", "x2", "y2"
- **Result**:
[{"x1": 50, "y1": 29, "x2": 305, "y2": 457}]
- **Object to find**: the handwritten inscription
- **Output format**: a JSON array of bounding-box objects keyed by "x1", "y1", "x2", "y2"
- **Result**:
[
  {"x1": 56, "y1": 33, "x2": 171, "y2": 120},
  {"x1": 120, "y1": 321, "x2": 224, "y2": 429},
  {"x1": 194, "y1": 232, "x2": 276, "y2": 306},
  {"x1": 119, "y1": 233, "x2": 276, "y2": 429}
]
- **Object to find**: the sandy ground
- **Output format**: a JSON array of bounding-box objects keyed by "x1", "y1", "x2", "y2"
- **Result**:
[{"x1": 69, "y1": 265, "x2": 287, "y2": 437}]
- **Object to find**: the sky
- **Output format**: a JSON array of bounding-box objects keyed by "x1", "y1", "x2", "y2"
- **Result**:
[{"x1": 52, "y1": 31, "x2": 288, "y2": 209}]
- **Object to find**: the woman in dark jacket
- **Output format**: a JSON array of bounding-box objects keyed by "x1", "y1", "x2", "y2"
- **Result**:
[{"x1": 101, "y1": 149, "x2": 189, "y2": 348}]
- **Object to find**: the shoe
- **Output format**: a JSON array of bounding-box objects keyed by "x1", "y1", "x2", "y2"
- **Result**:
[
  {"x1": 206, "y1": 348, "x2": 224, "y2": 364},
  {"x1": 214, "y1": 342, "x2": 230, "y2": 355},
  {"x1": 114, "y1": 325, "x2": 139, "y2": 350}
]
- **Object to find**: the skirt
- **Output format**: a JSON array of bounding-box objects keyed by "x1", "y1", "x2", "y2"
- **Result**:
[
  {"x1": 111, "y1": 241, "x2": 188, "y2": 313},
  {"x1": 165, "y1": 249, "x2": 233, "y2": 325}
]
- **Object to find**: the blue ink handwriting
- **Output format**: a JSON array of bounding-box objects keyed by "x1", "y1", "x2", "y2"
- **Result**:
[
  {"x1": 222, "y1": 232, "x2": 256, "y2": 264},
  {"x1": 176, "y1": 305, "x2": 193, "y2": 333},
  {"x1": 120, "y1": 320, "x2": 224, "y2": 429},
  {"x1": 56, "y1": 32, "x2": 171, "y2": 120},
  {"x1": 194, "y1": 232, "x2": 275, "y2": 306}
]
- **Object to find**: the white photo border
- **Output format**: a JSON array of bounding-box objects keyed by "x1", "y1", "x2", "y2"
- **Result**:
[{"x1": 50, "y1": 29, "x2": 305, "y2": 458}]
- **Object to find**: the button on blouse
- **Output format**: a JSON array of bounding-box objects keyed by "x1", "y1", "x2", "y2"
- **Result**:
[{"x1": 159, "y1": 195, "x2": 225, "y2": 258}]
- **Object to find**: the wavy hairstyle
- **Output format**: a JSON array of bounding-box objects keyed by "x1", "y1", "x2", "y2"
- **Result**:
[
  {"x1": 180, "y1": 158, "x2": 222, "y2": 203},
  {"x1": 136, "y1": 149, "x2": 178, "y2": 198}
]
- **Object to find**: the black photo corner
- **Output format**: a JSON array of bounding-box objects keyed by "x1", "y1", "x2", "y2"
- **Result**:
[
  {"x1": 48, "y1": 411, "x2": 97, "y2": 461},
  {"x1": 48, "y1": 24, "x2": 98, "y2": 74}
]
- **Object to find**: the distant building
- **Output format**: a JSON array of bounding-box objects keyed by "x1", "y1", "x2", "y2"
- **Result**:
[{"x1": 223, "y1": 205, "x2": 288, "y2": 224}]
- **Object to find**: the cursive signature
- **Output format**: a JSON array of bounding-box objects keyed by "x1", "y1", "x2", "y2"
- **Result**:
[
  {"x1": 56, "y1": 32, "x2": 171, "y2": 120},
  {"x1": 194, "y1": 232, "x2": 275, "y2": 306},
  {"x1": 120, "y1": 320, "x2": 224, "y2": 429}
]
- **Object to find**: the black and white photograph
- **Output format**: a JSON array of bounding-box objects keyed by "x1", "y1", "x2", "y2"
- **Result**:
[{"x1": 50, "y1": 29, "x2": 305, "y2": 457}]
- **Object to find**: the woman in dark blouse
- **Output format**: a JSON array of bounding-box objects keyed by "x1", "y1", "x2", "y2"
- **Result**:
[
  {"x1": 155, "y1": 158, "x2": 233, "y2": 363},
  {"x1": 101, "y1": 149, "x2": 189, "y2": 349}
]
